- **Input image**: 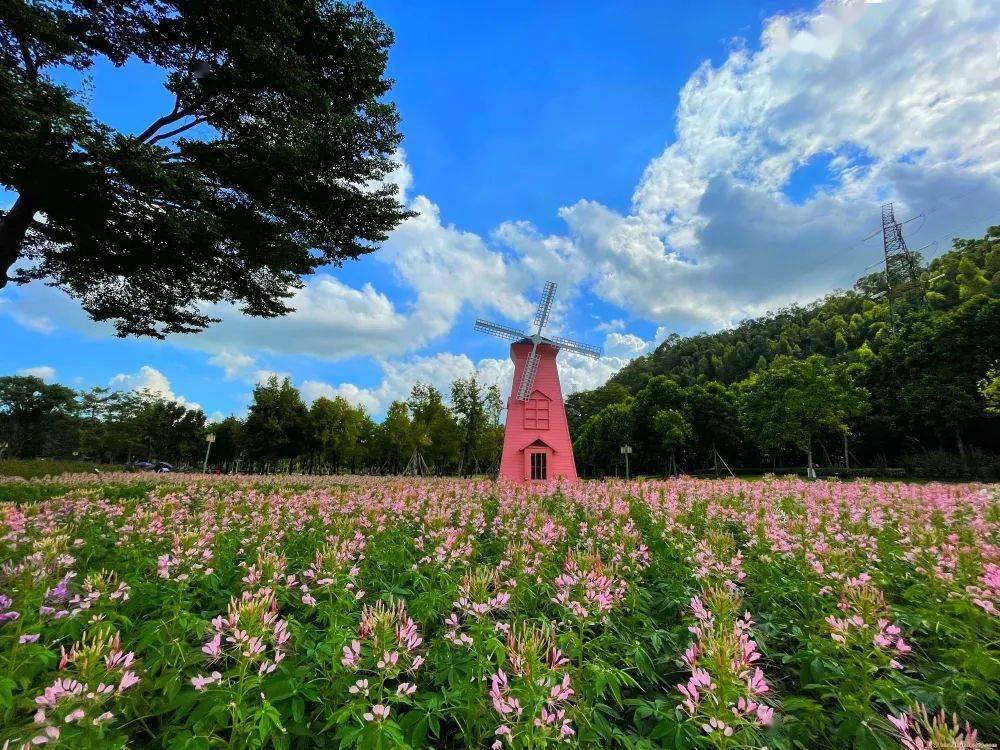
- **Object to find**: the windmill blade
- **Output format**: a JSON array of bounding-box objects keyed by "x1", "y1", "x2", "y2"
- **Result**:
[
  {"x1": 550, "y1": 335, "x2": 602, "y2": 359},
  {"x1": 516, "y1": 346, "x2": 540, "y2": 401},
  {"x1": 533, "y1": 281, "x2": 557, "y2": 332},
  {"x1": 475, "y1": 319, "x2": 528, "y2": 342}
]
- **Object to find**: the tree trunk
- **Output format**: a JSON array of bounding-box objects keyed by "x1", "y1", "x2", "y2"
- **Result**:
[
  {"x1": 806, "y1": 438, "x2": 816, "y2": 479},
  {"x1": 0, "y1": 194, "x2": 38, "y2": 287},
  {"x1": 843, "y1": 432, "x2": 850, "y2": 470},
  {"x1": 955, "y1": 427, "x2": 967, "y2": 470}
]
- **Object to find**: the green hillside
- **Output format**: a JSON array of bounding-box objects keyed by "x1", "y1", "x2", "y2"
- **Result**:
[{"x1": 568, "y1": 227, "x2": 1000, "y2": 477}]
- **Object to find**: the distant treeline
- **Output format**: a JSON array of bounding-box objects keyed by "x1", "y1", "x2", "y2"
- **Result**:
[
  {"x1": 568, "y1": 227, "x2": 1000, "y2": 479},
  {"x1": 0, "y1": 374, "x2": 504, "y2": 476}
]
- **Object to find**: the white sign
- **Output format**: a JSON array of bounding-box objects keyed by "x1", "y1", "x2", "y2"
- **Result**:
[
  {"x1": 620, "y1": 445, "x2": 632, "y2": 454},
  {"x1": 206, "y1": 434, "x2": 217, "y2": 443}
]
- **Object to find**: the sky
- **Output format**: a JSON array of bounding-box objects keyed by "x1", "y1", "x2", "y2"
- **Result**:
[{"x1": 2, "y1": 0, "x2": 999, "y2": 420}]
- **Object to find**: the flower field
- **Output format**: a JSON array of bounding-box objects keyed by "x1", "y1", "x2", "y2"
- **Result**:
[{"x1": 1, "y1": 475, "x2": 997, "y2": 749}]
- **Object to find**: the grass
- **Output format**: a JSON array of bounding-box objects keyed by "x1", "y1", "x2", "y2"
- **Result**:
[{"x1": 0, "y1": 458, "x2": 112, "y2": 479}]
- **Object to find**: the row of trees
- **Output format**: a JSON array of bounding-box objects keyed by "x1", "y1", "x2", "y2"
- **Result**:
[
  {"x1": 570, "y1": 228, "x2": 1000, "y2": 477},
  {"x1": 0, "y1": 381, "x2": 208, "y2": 465},
  {"x1": 573, "y1": 356, "x2": 867, "y2": 477},
  {"x1": 222, "y1": 376, "x2": 504, "y2": 475},
  {"x1": 0, "y1": 373, "x2": 504, "y2": 476}
]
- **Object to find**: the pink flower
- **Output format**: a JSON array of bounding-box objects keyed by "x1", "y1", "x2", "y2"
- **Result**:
[
  {"x1": 341, "y1": 640, "x2": 361, "y2": 668},
  {"x1": 756, "y1": 704, "x2": 774, "y2": 726},
  {"x1": 887, "y1": 713, "x2": 910, "y2": 735},
  {"x1": 191, "y1": 672, "x2": 223, "y2": 691},
  {"x1": 363, "y1": 704, "x2": 390, "y2": 722},
  {"x1": 397, "y1": 682, "x2": 416, "y2": 695},
  {"x1": 202, "y1": 633, "x2": 222, "y2": 659}
]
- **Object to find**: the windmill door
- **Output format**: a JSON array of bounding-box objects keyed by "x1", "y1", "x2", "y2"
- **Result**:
[{"x1": 524, "y1": 442, "x2": 553, "y2": 482}]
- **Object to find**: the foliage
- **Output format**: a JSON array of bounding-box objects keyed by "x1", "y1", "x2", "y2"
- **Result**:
[
  {"x1": 0, "y1": 0, "x2": 410, "y2": 336},
  {"x1": 0, "y1": 474, "x2": 996, "y2": 749},
  {"x1": 568, "y1": 228, "x2": 1000, "y2": 475},
  {"x1": 737, "y1": 355, "x2": 868, "y2": 462}
]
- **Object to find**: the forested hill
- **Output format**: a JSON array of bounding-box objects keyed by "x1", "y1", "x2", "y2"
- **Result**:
[
  {"x1": 567, "y1": 227, "x2": 1000, "y2": 476},
  {"x1": 610, "y1": 228, "x2": 999, "y2": 391}
]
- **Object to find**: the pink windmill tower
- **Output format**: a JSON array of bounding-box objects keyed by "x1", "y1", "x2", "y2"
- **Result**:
[{"x1": 475, "y1": 282, "x2": 601, "y2": 484}]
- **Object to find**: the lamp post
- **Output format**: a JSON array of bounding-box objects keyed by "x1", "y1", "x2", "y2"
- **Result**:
[
  {"x1": 203, "y1": 433, "x2": 216, "y2": 473},
  {"x1": 620, "y1": 444, "x2": 632, "y2": 481}
]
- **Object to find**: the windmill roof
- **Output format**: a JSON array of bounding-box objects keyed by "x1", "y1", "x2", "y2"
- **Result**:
[{"x1": 519, "y1": 437, "x2": 557, "y2": 453}]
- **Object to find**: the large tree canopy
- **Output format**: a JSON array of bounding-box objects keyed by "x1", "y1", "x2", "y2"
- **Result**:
[{"x1": 0, "y1": 0, "x2": 410, "y2": 336}]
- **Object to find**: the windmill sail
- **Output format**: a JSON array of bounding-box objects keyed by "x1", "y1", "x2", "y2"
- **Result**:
[
  {"x1": 517, "y1": 346, "x2": 540, "y2": 400},
  {"x1": 533, "y1": 281, "x2": 556, "y2": 332},
  {"x1": 550, "y1": 335, "x2": 601, "y2": 358},
  {"x1": 474, "y1": 319, "x2": 528, "y2": 341}
]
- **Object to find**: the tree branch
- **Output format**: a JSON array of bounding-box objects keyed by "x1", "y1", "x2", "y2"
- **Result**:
[
  {"x1": 15, "y1": 31, "x2": 38, "y2": 80},
  {"x1": 148, "y1": 116, "x2": 208, "y2": 144},
  {"x1": 135, "y1": 106, "x2": 196, "y2": 143},
  {"x1": 0, "y1": 194, "x2": 39, "y2": 289}
]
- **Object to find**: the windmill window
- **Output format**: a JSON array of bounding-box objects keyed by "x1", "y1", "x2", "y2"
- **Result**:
[
  {"x1": 530, "y1": 452, "x2": 547, "y2": 480},
  {"x1": 523, "y1": 396, "x2": 550, "y2": 430}
]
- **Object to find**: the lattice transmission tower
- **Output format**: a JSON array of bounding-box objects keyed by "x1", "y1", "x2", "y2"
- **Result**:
[{"x1": 879, "y1": 202, "x2": 924, "y2": 331}]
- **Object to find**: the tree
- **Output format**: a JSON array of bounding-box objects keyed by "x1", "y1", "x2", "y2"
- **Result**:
[
  {"x1": 565, "y1": 382, "x2": 630, "y2": 435},
  {"x1": 980, "y1": 366, "x2": 1000, "y2": 416},
  {"x1": 684, "y1": 381, "x2": 739, "y2": 471},
  {"x1": 882, "y1": 296, "x2": 1000, "y2": 463},
  {"x1": 451, "y1": 376, "x2": 489, "y2": 475},
  {"x1": 652, "y1": 409, "x2": 691, "y2": 476},
  {"x1": 1, "y1": 1, "x2": 410, "y2": 336},
  {"x1": 209, "y1": 416, "x2": 245, "y2": 470},
  {"x1": 631, "y1": 375, "x2": 685, "y2": 469},
  {"x1": 737, "y1": 355, "x2": 868, "y2": 476},
  {"x1": 956, "y1": 257, "x2": 991, "y2": 300},
  {"x1": 379, "y1": 400, "x2": 412, "y2": 473},
  {"x1": 407, "y1": 383, "x2": 459, "y2": 473},
  {"x1": 575, "y1": 401, "x2": 634, "y2": 476},
  {"x1": 243, "y1": 376, "x2": 308, "y2": 471},
  {"x1": 307, "y1": 396, "x2": 366, "y2": 473},
  {"x1": 0, "y1": 375, "x2": 78, "y2": 456}
]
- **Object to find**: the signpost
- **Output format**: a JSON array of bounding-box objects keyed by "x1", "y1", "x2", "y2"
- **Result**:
[
  {"x1": 203, "y1": 433, "x2": 216, "y2": 473},
  {"x1": 620, "y1": 444, "x2": 633, "y2": 481}
]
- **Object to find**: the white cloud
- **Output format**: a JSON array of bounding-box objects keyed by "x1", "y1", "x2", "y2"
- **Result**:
[
  {"x1": 251, "y1": 369, "x2": 291, "y2": 386},
  {"x1": 109, "y1": 365, "x2": 202, "y2": 412},
  {"x1": 595, "y1": 318, "x2": 626, "y2": 333},
  {"x1": 209, "y1": 350, "x2": 256, "y2": 380},
  {"x1": 17, "y1": 365, "x2": 56, "y2": 381}
]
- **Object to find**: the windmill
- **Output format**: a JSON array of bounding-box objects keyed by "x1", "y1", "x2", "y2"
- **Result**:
[{"x1": 475, "y1": 281, "x2": 601, "y2": 483}]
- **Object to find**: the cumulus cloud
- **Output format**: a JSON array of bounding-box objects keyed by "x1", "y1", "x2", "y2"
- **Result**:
[
  {"x1": 109, "y1": 365, "x2": 202, "y2": 412},
  {"x1": 17, "y1": 365, "x2": 56, "y2": 381},
  {"x1": 209, "y1": 350, "x2": 256, "y2": 380}
]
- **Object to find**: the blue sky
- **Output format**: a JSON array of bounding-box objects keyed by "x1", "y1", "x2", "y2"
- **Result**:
[{"x1": 2, "y1": 0, "x2": 998, "y2": 418}]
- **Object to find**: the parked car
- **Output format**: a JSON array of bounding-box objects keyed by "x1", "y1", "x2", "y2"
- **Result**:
[
  {"x1": 132, "y1": 460, "x2": 154, "y2": 470},
  {"x1": 154, "y1": 461, "x2": 173, "y2": 473}
]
